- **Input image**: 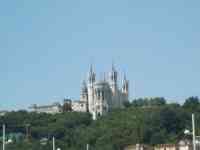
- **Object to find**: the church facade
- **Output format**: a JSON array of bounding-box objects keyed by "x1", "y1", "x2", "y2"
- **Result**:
[{"x1": 75, "y1": 64, "x2": 129, "y2": 120}]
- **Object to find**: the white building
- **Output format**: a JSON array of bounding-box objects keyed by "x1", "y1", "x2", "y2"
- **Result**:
[
  {"x1": 73, "y1": 64, "x2": 129, "y2": 119},
  {"x1": 29, "y1": 102, "x2": 62, "y2": 114},
  {"x1": 178, "y1": 140, "x2": 192, "y2": 150},
  {"x1": 0, "y1": 110, "x2": 8, "y2": 116},
  {"x1": 29, "y1": 64, "x2": 129, "y2": 119},
  {"x1": 71, "y1": 100, "x2": 87, "y2": 112}
]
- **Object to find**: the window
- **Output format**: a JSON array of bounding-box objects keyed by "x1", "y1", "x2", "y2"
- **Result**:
[{"x1": 102, "y1": 91, "x2": 104, "y2": 100}]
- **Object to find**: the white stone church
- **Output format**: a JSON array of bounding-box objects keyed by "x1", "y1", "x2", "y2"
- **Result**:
[
  {"x1": 29, "y1": 64, "x2": 129, "y2": 120},
  {"x1": 72, "y1": 64, "x2": 129, "y2": 120}
]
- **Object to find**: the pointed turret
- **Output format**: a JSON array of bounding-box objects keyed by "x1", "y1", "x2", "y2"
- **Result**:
[
  {"x1": 87, "y1": 64, "x2": 95, "y2": 114},
  {"x1": 80, "y1": 80, "x2": 88, "y2": 101},
  {"x1": 122, "y1": 73, "x2": 129, "y2": 97},
  {"x1": 81, "y1": 80, "x2": 88, "y2": 94},
  {"x1": 88, "y1": 64, "x2": 96, "y2": 84},
  {"x1": 80, "y1": 80, "x2": 88, "y2": 111},
  {"x1": 109, "y1": 63, "x2": 118, "y2": 94},
  {"x1": 109, "y1": 63, "x2": 117, "y2": 83}
]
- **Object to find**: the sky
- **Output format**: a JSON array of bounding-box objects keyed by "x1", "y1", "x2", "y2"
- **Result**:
[{"x1": 0, "y1": 0, "x2": 200, "y2": 110}]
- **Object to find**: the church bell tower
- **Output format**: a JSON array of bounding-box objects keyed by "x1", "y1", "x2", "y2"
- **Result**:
[
  {"x1": 87, "y1": 64, "x2": 96, "y2": 115},
  {"x1": 109, "y1": 63, "x2": 118, "y2": 94}
]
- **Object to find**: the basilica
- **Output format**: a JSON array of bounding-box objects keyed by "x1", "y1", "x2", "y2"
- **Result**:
[
  {"x1": 73, "y1": 64, "x2": 129, "y2": 120},
  {"x1": 30, "y1": 64, "x2": 129, "y2": 120}
]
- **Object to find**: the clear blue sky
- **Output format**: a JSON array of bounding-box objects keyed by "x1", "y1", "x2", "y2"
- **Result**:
[{"x1": 0, "y1": 0, "x2": 200, "y2": 110}]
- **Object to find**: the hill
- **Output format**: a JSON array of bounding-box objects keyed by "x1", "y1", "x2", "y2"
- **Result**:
[{"x1": 0, "y1": 97, "x2": 200, "y2": 150}]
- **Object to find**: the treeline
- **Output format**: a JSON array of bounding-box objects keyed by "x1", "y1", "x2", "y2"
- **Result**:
[{"x1": 0, "y1": 97, "x2": 200, "y2": 150}]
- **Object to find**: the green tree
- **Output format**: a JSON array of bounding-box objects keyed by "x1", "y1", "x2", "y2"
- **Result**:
[{"x1": 183, "y1": 96, "x2": 200, "y2": 112}]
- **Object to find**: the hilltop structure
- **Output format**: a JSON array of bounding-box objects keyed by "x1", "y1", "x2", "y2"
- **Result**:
[
  {"x1": 29, "y1": 102, "x2": 62, "y2": 114},
  {"x1": 72, "y1": 64, "x2": 129, "y2": 119},
  {"x1": 30, "y1": 64, "x2": 129, "y2": 120}
]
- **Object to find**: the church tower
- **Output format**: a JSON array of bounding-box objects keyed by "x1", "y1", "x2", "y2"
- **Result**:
[
  {"x1": 87, "y1": 64, "x2": 96, "y2": 114},
  {"x1": 109, "y1": 64, "x2": 118, "y2": 95},
  {"x1": 80, "y1": 80, "x2": 88, "y2": 101},
  {"x1": 80, "y1": 80, "x2": 89, "y2": 111},
  {"x1": 80, "y1": 80, "x2": 88, "y2": 99},
  {"x1": 78, "y1": 63, "x2": 130, "y2": 120},
  {"x1": 122, "y1": 74, "x2": 129, "y2": 97},
  {"x1": 88, "y1": 64, "x2": 96, "y2": 84}
]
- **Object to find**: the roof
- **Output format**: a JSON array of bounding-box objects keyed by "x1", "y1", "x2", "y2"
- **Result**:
[
  {"x1": 155, "y1": 144, "x2": 176, "y2": 148},
  {"x1": 178, "y1": 140, "x2": 192, "y2": 146},
  {"x1": 29, "y1": 102, "x2": 61, "y2": 109}
]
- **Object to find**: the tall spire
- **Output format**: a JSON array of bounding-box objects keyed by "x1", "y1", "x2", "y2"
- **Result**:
[
  {"x1": 88, "y1": 64, "x2": 96, "y2": 84},
  {"x1": 89, "y1": 63, "x2": 93, "y2": 74},
  {"x1": 103, "y1": 72, "x2": 106, "y2": 81},
  {"x1": 110, "y1": 62, "x2": 117, "y2": 83},
  {"x1": 112, "y1": 60, "x2": 115, "y2": 72},
  {"x1": 81, "y1": 80, "x2": 87, "y2": 93},
  {"x1": 122, "y1": 72, "x2": 129, "y2": 96},
  {"x1": 80, "y1": 79, "x2": 88, "y2": 102},
  {"x1": 123, "y1": 72, "x2": 127, "y2": 81}
]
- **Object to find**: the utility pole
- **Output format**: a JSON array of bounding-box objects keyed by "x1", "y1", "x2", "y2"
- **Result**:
[
  {"x1": 53, "y1": 136, "x2": 55, "y2": 150},
  {"x1": 2, "y1": 124, "x2": 5, "y2": 150},
  {"x1": 25, "y1": 124, "x2": 30, "y2": 140},
  {"x1": 192, "y1": 114, "x2": 196, "y2": 150},
  {"x1": 86, "y1": 144, "x2": 89, "y2": 150}
]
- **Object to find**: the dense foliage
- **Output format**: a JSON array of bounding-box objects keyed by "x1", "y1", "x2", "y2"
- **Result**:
[{"x1": 0, "y1": 97, "x2": 200, "y2": 150}]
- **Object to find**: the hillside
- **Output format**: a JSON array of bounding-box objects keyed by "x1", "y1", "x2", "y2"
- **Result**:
[{"x1": 0, "y1": 97, "x2": 200, "y2": 150}]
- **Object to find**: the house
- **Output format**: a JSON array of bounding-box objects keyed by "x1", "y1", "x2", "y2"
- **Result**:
[
  {"x1": 178, "y1": 140, "x2": 192, "y2": 150},
  {"x1": 154, "y1": 144, "x2": 177, "y2": 150},
  {"x1": 0, "y1": 111, "x2": 8, "y2": 116},
  {"x1": 29, "y1": 102, "x2": 62, "y2": 114},
  {"x1": 124, "y1": 144, "x2": 153, "y2": 150}
]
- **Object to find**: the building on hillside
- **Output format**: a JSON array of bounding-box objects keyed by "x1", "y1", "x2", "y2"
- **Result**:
[
  {"x1": 63, "y1": 99, "x2": 72, "y2": 112},
  {"x1": 124, "y1": 144, "x2": 153, "y2": 150},
  {"x1": 154, "y1": 141, "x2": 192, "y2": 150},
  {"x1": 28, "y1": 64, "x2": 130, "y2": 119},
  {"x1": 154, "y1": 144, "x2": 177, "y2": 150},
  {"x1": 0, "y1": 110, "x2": 8, "y2": 116},
  {"x1": 124, "y1": 140, "x2": 192, "y2": 150},
  {"x1": 29, "y1": 102, "x2": 62, "y2": 114},
  {"x1": 71, "y1": 100, "x2": 87, "y2": 112},
  {"x1": 75, "y1": 64, "x2": 129, "y2": 119},
  {"x1": 178, "y1": 140, "x2": 192, "y2": 150}
]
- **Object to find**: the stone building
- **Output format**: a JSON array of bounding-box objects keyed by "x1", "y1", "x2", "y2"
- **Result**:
[
  {"x1": 71, "y1": 100, "x2": 87, "y2": 112},
  {"x1": 75, "y1": 64, "x2": 129, "y2": 119},
  {"x1": 29, "y1": 64, "x2": 129, "y2": 119},
  {"x1": 29, "y1": 102, "x2": 62, "y2": 114},
  {"x1": 124, "y1": 144, "x2": 153, "y2": 150},
  {"x1": 154, "y1": 144, "x2": 177, "y2": 150},
  {"x1": 124, "y1": 140, "x2": 193, "y2": 150},
  {"x1": 0, "y1": 110, "x2": 8, "y2": 116},
  {"x1": 178, "y1": 140, "x2": 192, "y2": 150}
]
